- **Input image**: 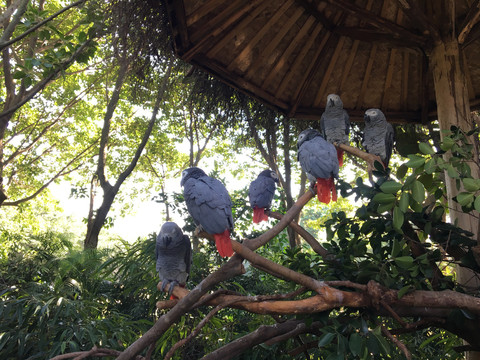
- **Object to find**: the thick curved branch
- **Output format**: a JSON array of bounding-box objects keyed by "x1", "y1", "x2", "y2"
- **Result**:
[{"x1": 267, "y1": 210, "x2": 330, "y2": 258}]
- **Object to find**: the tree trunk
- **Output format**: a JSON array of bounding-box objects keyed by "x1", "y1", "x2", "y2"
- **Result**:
[
  {"x1": 429, "y1": 38, "x2": 480, "y2": 360},
  {"x1": 84, "y1": 184, "x2": 116, "y2": 249}
]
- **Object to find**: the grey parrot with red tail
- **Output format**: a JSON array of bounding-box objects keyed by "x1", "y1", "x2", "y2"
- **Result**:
[
  {"x1": 297, "y1": 128, "x2": 339, "y2": 204},
  {"x1": 248, "y1": 169, "x2": 279, "y2": 223},
  {"x1": 181, "y1": 167, "x2": 234, "y2": 257},
  {"x1": 156, "y1": 222, "x2": 192, "y2": 299}
]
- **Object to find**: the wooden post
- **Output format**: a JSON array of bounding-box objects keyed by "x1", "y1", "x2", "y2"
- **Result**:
[{"x1": 429, "y1": 38, "x2": 480, "y2": 360}]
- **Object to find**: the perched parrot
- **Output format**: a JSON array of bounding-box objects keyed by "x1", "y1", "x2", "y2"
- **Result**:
[
  {"x1": 320, "y1": 94, "x2": 350, "y2": 167},
  {"x1": 181, "y1": 167, "x2": 234, "y2": 257},
  {"x1": 362, "y1": 108, "x2": 395, "y2": 167},
  {"x1": 297, "y1": 128, "x2": 339, "y2": 204},
  {"x1": 248, "y1": 169, "x2": 279, "y2": 223},
  {"x1": 156, "y1": 222, "x2": 192, "y2": 299}
]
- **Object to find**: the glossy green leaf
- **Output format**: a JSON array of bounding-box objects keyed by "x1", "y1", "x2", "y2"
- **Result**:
[
  {"x1": 424, "y1": 158, "x2": 436, "y2": 174},
  {"x1": 398, "y1": 192, "x2": 409, "y2": 212},
  {"x1": 462, "y1": 178, "x2": 480, "y2": 192},
  {"x1": 474, "y1": 196, "x2": 480, "y2": 212},
  {"x1": 411, "y1": 180, "x2": 425, "y2": 203},
  {"x1": 394, "y1": 256, "x2": 414, "y2": 269},
  {"x1": 393, "y1": 206, "x2": 404, "y2": 230},
  {"x1": 349, "y1": 333, "x2": 363, "y2": 357},
  {"x1": 318, "y1": 332, "x2": 336, "y2": 347},
  {"x1": 373, "y1": 193, "x2": 396, "y2": 204},
  {"x1": 440, "y1": 136, "x2": 455, "y2": 151},
  {"x1": 379, "y1": 181, "x2": 402, "y2": 194},
  {"x1": 397, "y1": 285, "x2": 415, "y2": 299},
  {"x1": 377, "y1": 201, "x2": 395, "y2": 213},
  {"x1": 396, "y1": 164, "x2": 408, "y2": 179},
  {"x1": 405, "y1": 154, "x2": 425, "y2": 168},
  {"x1": 419, "y1": 142, "x2": 435, "y2": 155},
  {"x1": 456, "y1": 192, "x2": 474, "y2": 206}
]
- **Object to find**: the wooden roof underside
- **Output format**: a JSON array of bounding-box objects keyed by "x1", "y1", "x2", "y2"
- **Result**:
[{"x1": 165, "y1": 0, "x2": 480, "y2": 124}]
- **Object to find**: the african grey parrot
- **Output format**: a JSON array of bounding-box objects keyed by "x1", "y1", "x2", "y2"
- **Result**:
[
  {"x1": 248, "y1": 169, "x2": 279, "y2": 223},
  {"x1": 320, "y1": 94, "x2": 350, "y2": 167},
  {"x1": 156, "y1": 222, "x2": 192, "y2": 299},
  {"x1": 297, "y1": 128, "x2": 339, "y2": 204},
  {"x1": 181, "y1": 167, "x2": 234, "y2": 257},
  {"x1": 362, "y1": 108, "x2": 395, "y2": 167}
]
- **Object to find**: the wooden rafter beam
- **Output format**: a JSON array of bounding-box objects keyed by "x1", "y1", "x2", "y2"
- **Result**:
[
  {"x1": 458, "y1": 0, "x2": 480, "y2": 44},
  {"x1": 294, "y1": 0, "x2": 335, "y2": 31},
  {"x1": 395, "y1": 0, "x2": 441, "y2": 44},
  {"x1": 323, "y1": 0, "x2": 427, "y2": 47},
  {"x1": 334, "y1": 27, "x2": 424, "y2": 49}
]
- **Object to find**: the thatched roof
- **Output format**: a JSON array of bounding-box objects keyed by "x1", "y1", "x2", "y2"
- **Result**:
[{"x1": 164, "y1": 0, "x2": 480, "y2": 124}]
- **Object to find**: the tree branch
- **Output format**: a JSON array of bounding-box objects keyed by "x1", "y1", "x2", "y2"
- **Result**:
[{"x1": 0, "y1": 0, "x2": 86, "y2": 51}]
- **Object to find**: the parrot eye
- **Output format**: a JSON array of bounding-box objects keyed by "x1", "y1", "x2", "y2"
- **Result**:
[
  {"x1": 298, "y1": 134, "x2": 305, "y2": 141},
  {"x1": 182, "y1": 170, "x2": 188, "y2": 178}
]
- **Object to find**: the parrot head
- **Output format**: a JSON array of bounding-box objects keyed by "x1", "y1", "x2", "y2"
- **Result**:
[
  {"x1": 258, "y1": 169, "x2": 279, "y2": 183},
  {"x1": 326, "y1": 94, "x2": 343, "y2": 109},
  {"x1": 157, "y1": 222, "x2": 184, "y2": 249},
  {"x1": 297, "y1": 128, "x2": 321, "y2": 149},
  {"x1": 364, "y1": 108, "x2": 386, "y2": 125},
  {"x1": 181, "y1": 167, "x2": 207, "y2": 186}
]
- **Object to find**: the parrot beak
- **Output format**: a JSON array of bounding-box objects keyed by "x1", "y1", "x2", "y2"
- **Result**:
[{"x1": 329, "y1": 98, "x2": 334, "y2": 107}]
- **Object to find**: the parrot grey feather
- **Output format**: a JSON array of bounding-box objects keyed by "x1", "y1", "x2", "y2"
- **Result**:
[
  {"x1": 362, "y1": 108, "x2": 395, "y2": 166},
  {"x1": 156, "y1": 222, "x2": 192, "y2": 296},
  {"x1": 181, "y1": 167, "x2": 233, "y2": 235},
  {"x1": 297, "y1": 129, "x2": 339, "y2": 180},
  {"x1": 320, "y1": 94, "x2": 350, "y2": 144},
  {"x1": 248, "y1": 169, "x2": 278, "y2": 209}
]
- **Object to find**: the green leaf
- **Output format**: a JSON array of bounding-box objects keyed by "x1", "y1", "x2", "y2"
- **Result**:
[
  {"x1": 424, "y1": 158, "x2": 436, "y2": 174},
  {"x1": 419, "y1": 142, "x2": 435, "y2": 155},
  {"x1": 398, "y1": 192, "x2": 409, "y2": 212},
  {"x1": 419, "y1": 332, "x2": 442, "y2": 349},
  {"x1": 349, "y1": 333, "x2": 363, "y2": 356},
  {"x1": 456, "y1": 192, "x2": 474, "y2": 206},
  {"x1": 377, "y1": 201, "x2": 395, "y2": 213},
  {"x1": 405, "y1": 154, "x2": 425, "y2": 168},
  {"x1": 397, "y1": 285, "x2": 415, "y2": 299},
  {"x1": 463, "y1": 178, "x2": 480, "y2": 192},
  {"x1": 13, "y1": 71, "x2": 27, "y2": 79},
  {"x1": 393, "y1": 206, "x2": 404, "y2": 230},
  {"x1": 396, "y1": 164, "x2": 408, "y2": 179},
  {"x1": 318, "y1": 332, "x2": 336, "y2": 347},
  {"x1": 474, "y1": 196, "x2": 480, "y2": 212},
  {"x1": 379, "y1": 181, "x2": 402, "y2": 194},
  {"x1": 373, "y1": 193, "x2": 396, "y2": 204},
  {"x1": 395, "y1": 256, "x2": 414, "y2": 269},
  {"x1": 440, "y1": 136, "x2": 455, "y2": 151},
  {"x1": 411, "y1": 180, "x2": 425, "y2": 203},
  {"x1": 391, "y1": 239, "x2": 402, "y2": 257}
]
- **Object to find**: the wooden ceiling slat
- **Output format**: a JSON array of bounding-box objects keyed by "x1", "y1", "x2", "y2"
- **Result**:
[
  {"x1": 206, "y1": 0, "x2": 269, "y2": 58},
  {"x1": 402, "y1": 51, "x2": 410, "y2": 111},
  {"x1": 245, "y1": 7, "x2": 304, "y2": 80},
  {"x1": 186, "y1": 0, "x2": 223, "y2": 27},
  {"x1": 195, "y1": 56, "x2": 291, "y2": 110},
  {"x1": 227, "y1": 0, "x2": 294, "y2": 72},
  {"x1": 274, "y1": 23, "x2": 323, "y2": 97},
  {"x1": 339, "y1": 40, "x2": 359, "y2": 92},
  {"x1": 355, "y1": 44, "x2": 377, "y2": 109},
  {"x1": 313, "y1": 37, "x2": 346, "y2": 107},
  {"x1": 181, "y1": 0, "x2": 256, "y2": 61},
  {"x1": 382, "y1": 6, "x2": 403, "y2": 110},
  {"x1": 324, "y1": 0, "x2": 426, "y2": 46},
  {"x1": 395, "y1": 0, "x2": 441, "y2": 43},
  {"x1": 189, "y1": 0, "x2": 245, "y2": 44},
  {"x1": 262, "y1": 15, "x2": 316, "y2": 89},
  {"x1": 290, "y1": 33, "x2": 337, "y2": 117}
]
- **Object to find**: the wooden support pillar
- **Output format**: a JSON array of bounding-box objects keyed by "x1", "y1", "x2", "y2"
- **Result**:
[{"x1": 429, "y1": 38, "x2": 480, "y2": 360}]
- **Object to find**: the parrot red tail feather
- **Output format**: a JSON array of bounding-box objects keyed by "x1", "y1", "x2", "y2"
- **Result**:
[
  {"x1": 253, "y1": 207, "x2": 268, "y2": 223},
  {"x1": 213, "y1": 230, "x2": 234, "y2": 257},
  {"x1": 169, "y1": 284, "x2": 186, "y2": 300},
  {"x1": 316, "y1": 178, "x2": 337, "y2": 204},
  {"x1": 336, "y1": 149, "x2": 344, "y2": 167}
]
